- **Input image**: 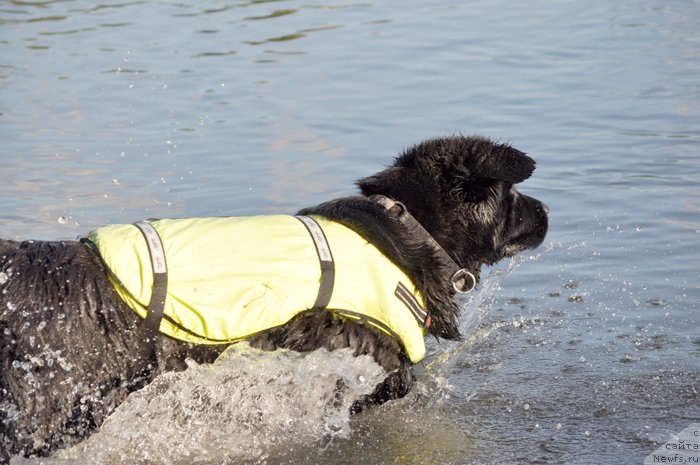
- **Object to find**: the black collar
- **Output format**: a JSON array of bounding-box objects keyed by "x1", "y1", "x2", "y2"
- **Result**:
[{"x1": 369, "y1": 195, "x2": 476, "y2": 294}]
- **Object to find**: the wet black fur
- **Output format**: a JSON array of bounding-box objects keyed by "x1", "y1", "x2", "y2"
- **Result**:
[{"x1": 0, "y1": 135, "x2": 548, "y2": 462}]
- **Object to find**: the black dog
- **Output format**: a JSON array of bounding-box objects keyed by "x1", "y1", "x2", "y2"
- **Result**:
[{"x1": 0, "y1": 135, "x2": 548, "y2": 462}]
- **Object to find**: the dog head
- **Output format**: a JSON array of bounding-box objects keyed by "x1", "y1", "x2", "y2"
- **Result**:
[{"x1": 357, "y1": 135, "x2": 548, "y2": 281}]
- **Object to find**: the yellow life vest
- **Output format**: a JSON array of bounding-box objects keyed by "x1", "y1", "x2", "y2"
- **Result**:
[{"x1": 86, "y1": 215, "x2": 429, "y2": 363}]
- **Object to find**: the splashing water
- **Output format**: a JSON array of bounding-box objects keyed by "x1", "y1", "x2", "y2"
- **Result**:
[
  {"x1": 415, "y1": 246, "x2": 554, "y2": 404},
  {"x1": 12, "y1": 344, "x2": 386, "y2": 465},
  {"x1": 427, "y1": 255, "x2": 528, "y2": 369}
]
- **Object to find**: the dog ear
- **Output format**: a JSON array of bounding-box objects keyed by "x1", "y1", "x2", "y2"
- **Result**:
[
  {"x1": 357, "y1": 136, "x2": 536, "y2": 198},
  {"x1": 356, "y1": 167, "x2": 402, "y2": 197},
  {"x1": 466, "y1": 138, "x2": 536, "y2": 184},
  {"x1": 392, "y1": 136, "x2": 536, "y2": 184}
]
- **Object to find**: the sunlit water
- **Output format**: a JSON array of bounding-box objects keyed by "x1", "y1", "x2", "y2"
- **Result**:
[{"x1": 2, "y1": 1, "x2": 699, "y2": 464}]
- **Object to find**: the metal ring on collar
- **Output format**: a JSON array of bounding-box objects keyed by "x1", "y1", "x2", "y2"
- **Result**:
[
  {"x1": 451, "y1": 268, "x2": 476, "y2": 294},
  {"x1": 391, "y1": 200, "x2": 407, "y2": 218}
]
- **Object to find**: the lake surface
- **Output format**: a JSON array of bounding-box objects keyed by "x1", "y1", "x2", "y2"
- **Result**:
[{"x1": 1, "y1": 1, "x2": 699, "y2": 464}]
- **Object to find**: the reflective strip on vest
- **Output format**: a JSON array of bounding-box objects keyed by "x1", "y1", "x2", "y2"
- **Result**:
[{"x1": 87, "y1": 215, "x2": 428, "y2": 363}]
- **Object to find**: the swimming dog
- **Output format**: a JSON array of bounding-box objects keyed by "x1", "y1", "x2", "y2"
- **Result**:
[{"x1": 0, "y1": 135, "x2": 548, "y2": 461}]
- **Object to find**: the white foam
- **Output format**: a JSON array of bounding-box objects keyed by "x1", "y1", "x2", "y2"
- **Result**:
[{"x1": 44, "y1": 344, "x2": 385, "y2": 465}]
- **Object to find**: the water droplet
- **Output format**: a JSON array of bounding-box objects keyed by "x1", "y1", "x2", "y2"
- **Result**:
[
  {"x1": 57, "y1": 216, "x2": 68, "y2": 224},
  {"x1": 6, "y1": 302, "x2": 16, "y2": 312},
  {"x1": 523, "y1": 403, "x2": 530, "y2": 411},
  {"x1": 0, "y1": 272, "x2": 8, "y2": 285}
]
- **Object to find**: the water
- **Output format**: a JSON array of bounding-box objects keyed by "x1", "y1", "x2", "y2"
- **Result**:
[
  {"x1": 2, "y1": 1, "x2": 699, "y2": 464},
  {"x1": 49, "y1": 346, "x2": 386, "y2": 465}
]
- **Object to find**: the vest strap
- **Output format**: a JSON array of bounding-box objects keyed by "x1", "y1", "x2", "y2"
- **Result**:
[
  {"x1": 295, "y1": 216, "x2": 335, "y2": 309},
  {"x1": 394, "y1": 282, "x2": 431, "y2": 329},
  {"x1": 133, "y1": 221, "x2": 168, "y2": 364}
]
